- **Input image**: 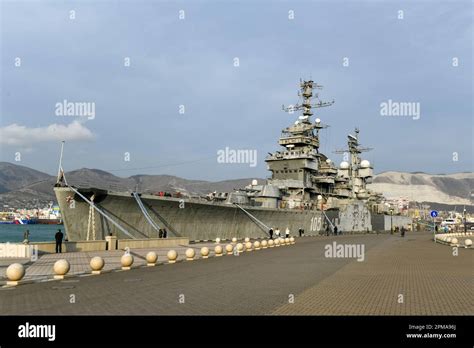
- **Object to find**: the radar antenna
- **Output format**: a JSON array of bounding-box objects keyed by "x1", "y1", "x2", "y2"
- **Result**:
[{"x1": 282, "y1": 80, "x2": 334, "y2": 121}]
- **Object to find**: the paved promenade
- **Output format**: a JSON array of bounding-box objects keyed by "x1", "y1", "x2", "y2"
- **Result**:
[{"x1": 0, "y1": 232, "x2": 471, "y2": 315}]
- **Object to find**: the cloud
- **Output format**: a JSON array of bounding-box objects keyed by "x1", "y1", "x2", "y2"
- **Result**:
[{"x1": 0, "y1": 121, "x2": 94, "y2": 146}]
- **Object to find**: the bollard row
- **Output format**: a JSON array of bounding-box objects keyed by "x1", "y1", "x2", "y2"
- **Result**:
[{"x1": 3, "y1": 236, "x2": 297, "y2": 286}]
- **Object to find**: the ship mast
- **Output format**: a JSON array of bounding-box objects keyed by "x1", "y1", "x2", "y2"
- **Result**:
[
  {"x1": 279, "y1": 80, "x2": 334, "y2": 153},
  {"x1": 282, "y1": 80, "x2": 334, "y2": 122},
  {"x1": 334, "y1": 127, "x2": 373, "y2": 177}
]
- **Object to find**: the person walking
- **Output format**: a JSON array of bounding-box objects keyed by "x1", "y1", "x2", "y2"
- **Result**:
[
  {"x1": 269, "y1": 228, "x2": 274, "y2": 239},
  {"x1": 55, "y1": 229, "x2": 64, "y2": 253},
  {"x1": 298, "y1": 228, "x2": 303, "y2": 237},
  {"x1": 285, "y1": 227, "x2": 290, "y2": 238},
  {"x1": 401, "y1": 226, "x2": 406, "y2": 238},
  {"x1": 163, "y1": 228, "x2": 168, "y2": 238},
  {"x1": 334, "y1": 226, "x2": 338, "y2": 236}
]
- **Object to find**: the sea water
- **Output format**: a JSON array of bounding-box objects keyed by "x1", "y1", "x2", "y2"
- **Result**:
[{"x1": 0, "y1": 224, "x2": 64, "y2": 243}]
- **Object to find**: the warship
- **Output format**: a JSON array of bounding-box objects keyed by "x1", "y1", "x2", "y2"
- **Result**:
[{"x1": 54, "y1": 80, "x2": 408, "y2": 241}]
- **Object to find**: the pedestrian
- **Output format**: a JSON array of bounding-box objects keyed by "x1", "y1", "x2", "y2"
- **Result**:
[
  {"x1": 275, "y1": 228, "x2": 280, "y2": 238},
  {"x1": 285, "y1": 227, "x2": 290, "y2": 238},
  {"x1": 334, "y1": 226, "x2": 338, "y2": 236},
  {"x1": 298, "y1": 228, "x2": 303, "y2": 237},
  {"x1": 163, "y1": 228, "x2": 168, "y2": 238},
  {"x1": 401, "y1": 226, "x2": 406, "y2": 238},
  {"x1": 158, "y1": 229, "x2": 163, "y2": 238},
  {"x1": 55, "y1": 229, "x2": 64, "y2": 253},
  {"x1": 269, "y1": 228, "x2": 274, "y2": 239},
  {"x1": 23, "y1": 229, "x2": 30, "y2": 244},
  {"x1": 325, "y1": 225, "x2": 330, "y2": 236}
]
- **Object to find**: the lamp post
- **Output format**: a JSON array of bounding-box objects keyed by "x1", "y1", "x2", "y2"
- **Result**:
[
  {"x1": 390, "y1": 208, "x2": 394, "y2": 234},
  {"x1": 463, "y1": 208, "x2": 467, "y2": 233}
]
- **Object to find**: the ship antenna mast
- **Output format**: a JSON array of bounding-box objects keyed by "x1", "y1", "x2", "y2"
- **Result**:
[{"x1": 282, "y1": 79, "x2": 334, "y2": 121}]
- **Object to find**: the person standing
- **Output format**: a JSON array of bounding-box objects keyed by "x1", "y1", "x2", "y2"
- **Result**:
[
  {"x1": 275, "y1": 228, "x2": 280, "y2": 238},
  {"x1": 163, "y1": 228, "x2": 168, "y2": 238},
  {"x1": 269, "y1": 228, "x2": 274, "y2": 239},
  {"x1": 298, "y1": 228, "x2": 303, "y2": 237},
  {"x1": 401, "y1": 226, "x2": 406, "y2": 238},
  {"x1": 23, "y1": 229, "x2": 30, "y2": 244},
  {"x1": 55, "y1": 229, "x2": 64, "y2": 253},
  {"x1": 285, "y1": 227, "x2": 290, "y2": 238},
  {"x1": 334, "y1": 226, "x2": 338, "y2": 236}
]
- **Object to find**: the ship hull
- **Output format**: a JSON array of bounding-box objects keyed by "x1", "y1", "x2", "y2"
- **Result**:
[{"x1": 54, "y1": 187, "x2": 346, "y2": 241}]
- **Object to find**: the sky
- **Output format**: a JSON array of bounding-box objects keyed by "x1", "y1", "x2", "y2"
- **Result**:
[{"x1": 1, "y1": 0, "x2": 472, "y2": 181}]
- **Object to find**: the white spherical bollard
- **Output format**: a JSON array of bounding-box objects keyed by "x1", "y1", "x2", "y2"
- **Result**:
[
  {"x1": 446, "y1": 237, "x2": 452, "y2": 243},
  {"x1": 236, "y1": 243, "x2": 244, "y2": 253},
  {"x1": 464, "y1": 239, "x2": 472, "y2": 247},
  {"x1": 253, "y1": 241, "x2": 261, "y2": 250},
  {"x1": 53, "y1": 259, "x2": 71, "y2": 279},
  {"x1": 290, "y1": 237, "x2": 295, "y2": 244},
  {"x1": 90, "y1": 256, "x2": 105, "y2": 274},
  {"x1": 185, "y1": 248, "x2": 195, "y2": 261},
  {"x1": 225, "y1": 244, "x2": 234, "y2": 255},
  {"x1": 244, "y1": 237, "x2": 250, "y2": 243},
  {"x1": 201, "y1": 247, "x2": 210, "y2": 259},
  {"x1": 215, "y1": 245, "x2": 223, "y2": 257},
  {"x1": 146, "y1": 251, "x2": 158, "y2": 266},
  {"x1": 232, "y1": 237, "x2": 237, "y2": 243},
  {"x1": 121, "y1": 254, "x2": 134, "y2": 270},
  {"x1": 261, "y1": 240, "x2": 268, "y2": 249},
  {"x1": 6, "y1": 263, "x2": 25, "y2": 286},
  {"x1": 274, "y1": 238, "x2": 280, "y2": 246},
  {"x1": 451, "y1": 238, "x2": 458, "y2": 245},
  {"x1": 167, "y1": 250, "x2": 178, "y2": 264},
  {"x1": 268, "y1": 239, "x2": 274, "y2": 247},
  {"x1": 215, "y1": 238, "x2": 221, "y2": 244},
  {"x1": 245, "y1": 241, "x2": 252, "y2": 251},
  {"x1": 285, "y1": 238, "x2": 290, "y2": 245}
]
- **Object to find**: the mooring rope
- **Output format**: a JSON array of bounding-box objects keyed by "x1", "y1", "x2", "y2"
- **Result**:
[{"x1": 132, "y1": 192, "x2": 161, "y2": 234}]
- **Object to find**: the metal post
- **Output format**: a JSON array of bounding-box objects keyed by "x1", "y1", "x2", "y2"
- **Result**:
[
  {"x1": 390, "y1": 209, "x2": 393, "y2": 234},
  {"x1": 56, "y1": 141, "x2": 65, "y2": 183},
  {"x1": 463, "y1": 208, "x2": 467, "y2": 233}
]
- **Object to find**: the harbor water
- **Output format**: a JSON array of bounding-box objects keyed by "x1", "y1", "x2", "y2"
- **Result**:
[{"x1": 0, "y1": 224, "x2": 64, "y2": 243}]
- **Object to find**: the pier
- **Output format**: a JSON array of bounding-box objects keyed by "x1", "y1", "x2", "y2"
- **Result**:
[{"x1": 0, "y1": 231, "x2": 471, "y2": 315}]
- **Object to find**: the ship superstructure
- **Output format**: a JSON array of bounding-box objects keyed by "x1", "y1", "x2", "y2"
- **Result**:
[{"x1": 54, "y1": 79, "x2": 407, "y2": 241}]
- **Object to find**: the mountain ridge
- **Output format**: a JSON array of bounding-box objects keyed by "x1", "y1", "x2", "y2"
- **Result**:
[{"x1": 0, "y1": 162, "x2": 472, "y2": 209}]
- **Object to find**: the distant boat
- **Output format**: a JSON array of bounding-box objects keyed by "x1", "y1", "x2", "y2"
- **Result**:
[
  {"x1": 0, "y1": 217, "x2": 37, "y2": 225},
  {"x1": 37, "y1": 218, "x2": 62, "y2": 225}
]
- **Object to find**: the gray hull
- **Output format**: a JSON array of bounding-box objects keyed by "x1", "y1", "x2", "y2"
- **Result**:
[{"x1": 55, "y1": 187, "x2": 343, "y2": 241}]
